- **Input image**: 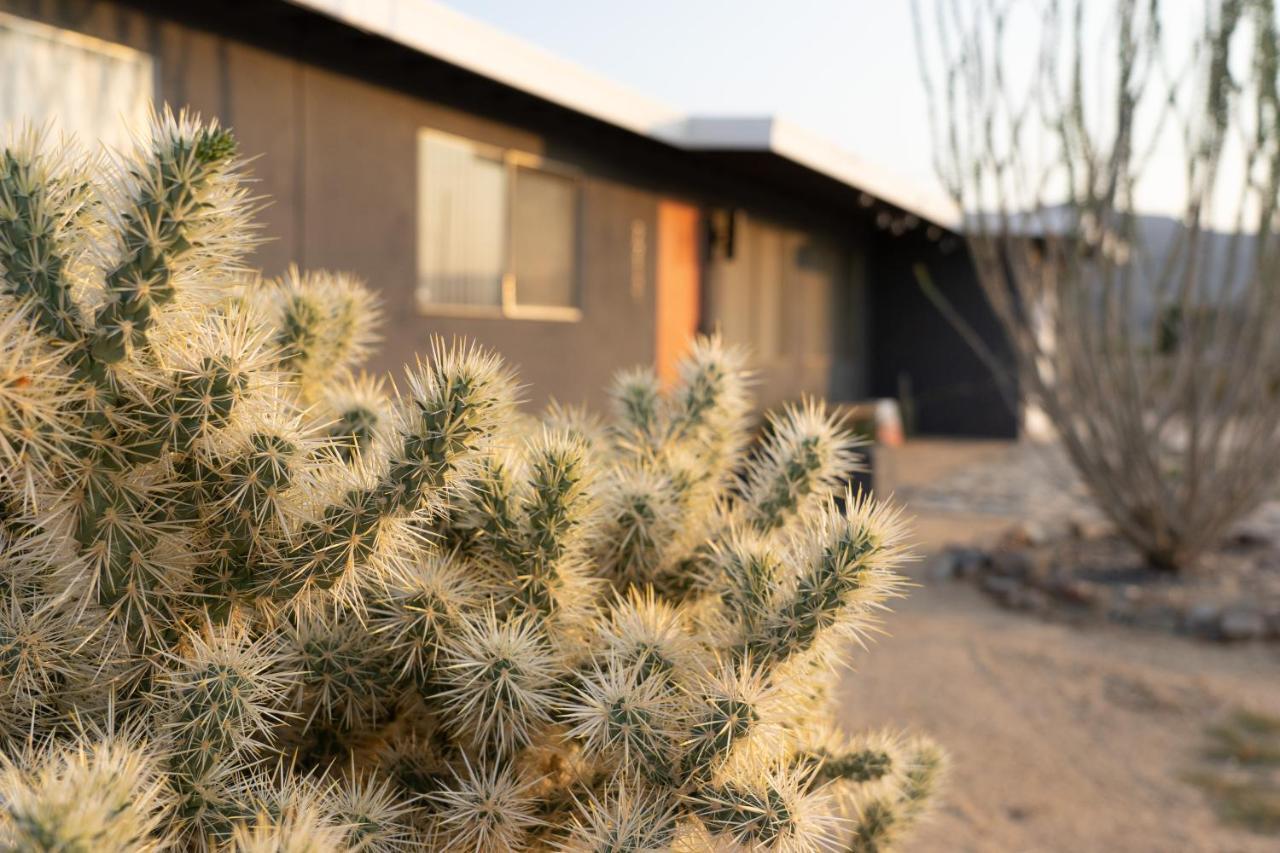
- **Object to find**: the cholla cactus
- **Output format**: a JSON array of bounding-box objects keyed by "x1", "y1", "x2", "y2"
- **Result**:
[{"x1": 0, "y1": 111, "x2": 944, "y2": 851}]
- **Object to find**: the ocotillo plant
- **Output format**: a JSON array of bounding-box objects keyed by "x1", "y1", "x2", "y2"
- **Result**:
[{"x1": 0, "y1": 111, "x2": 943, "y2": 852}]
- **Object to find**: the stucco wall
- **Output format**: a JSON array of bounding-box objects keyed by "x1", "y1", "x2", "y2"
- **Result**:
[{"x1": 0, "y1": 0, "x2": 661, "y2": 410}]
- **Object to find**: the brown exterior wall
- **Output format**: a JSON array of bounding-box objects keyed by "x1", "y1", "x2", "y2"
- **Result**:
[
  {"x1": 287, "y1": 62, "x2": 659, "y2": 408},
  {"x1": 0, "y1": 0, "x2": 661, "y2": 410}
]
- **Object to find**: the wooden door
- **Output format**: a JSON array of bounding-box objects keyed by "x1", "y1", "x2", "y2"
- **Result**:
[{"x1": 655, "y1": 201, "x2": 702, "y2": 385}]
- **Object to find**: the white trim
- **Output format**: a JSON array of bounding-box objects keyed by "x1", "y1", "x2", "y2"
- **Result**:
[
  {"x1": 283, "y1": 0, "x2": 683, "y2": 138},
  {"x1": 283, "y1": 0, "x2": 960, "y2": 230},
  {"x1": 665, "y1": 116, "x2": 960, "y2": 229}
]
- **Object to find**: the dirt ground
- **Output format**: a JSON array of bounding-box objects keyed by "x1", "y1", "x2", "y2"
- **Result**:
[{"x1": 838, "y1": 440, "x2": 1280, "y2": 852}]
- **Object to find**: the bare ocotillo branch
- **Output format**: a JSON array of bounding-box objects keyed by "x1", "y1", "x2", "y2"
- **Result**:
[{"x1": 916, "y1": 0, "x2": 1280, "y2": 571}]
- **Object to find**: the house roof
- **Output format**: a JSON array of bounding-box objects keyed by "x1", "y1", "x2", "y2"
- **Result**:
[
  {"x1": 282, "y1": 0, "x2": 961, "y2": 231},
  {"x1": 666, "y1": 117, "x2": 960, "y2": 229}
]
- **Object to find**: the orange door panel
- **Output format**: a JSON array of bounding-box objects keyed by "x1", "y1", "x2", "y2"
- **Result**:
[{"x1": 656, "y1": 201, "x2": 701, "y2": 385}]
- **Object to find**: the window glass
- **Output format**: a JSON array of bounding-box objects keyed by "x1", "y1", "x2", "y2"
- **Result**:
[
  {"x1": 417, "y1": 132, "x2": 507, "y2": 309},
  {"x1": 511, "y1": 164, "x2": 578, "y2": 309},
  {"x1": 417, "y1": 130, "x2": 581, "y2": 316},
  {"x1": 0, "y1": 13, "x2": 152, "y2": 149}
]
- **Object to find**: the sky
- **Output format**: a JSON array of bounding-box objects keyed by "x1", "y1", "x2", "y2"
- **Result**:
[
  {"x1": 437, "y1": 0, "x2": 942, "y2": 200},
  {"x1": 436, "y1": 1, "x2": 1255, "y2": 226}
]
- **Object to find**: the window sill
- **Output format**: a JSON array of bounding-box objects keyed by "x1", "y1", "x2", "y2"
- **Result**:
[
  {"x1": 506, "y1": 304, "x2": 582, "y2": 323},
  {"x1": 416, "y1": 298, "x2": 582, "y2": 323}
]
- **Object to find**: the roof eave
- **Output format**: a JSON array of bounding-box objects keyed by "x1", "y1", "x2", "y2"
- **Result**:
[{"x1": 662, "y1": 117, "x2": 960, "y2": 230}]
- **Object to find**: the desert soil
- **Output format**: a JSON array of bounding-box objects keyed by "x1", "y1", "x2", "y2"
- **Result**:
[{"x1": 838, "y1": 440, "x2": 1280, "y2": 852}]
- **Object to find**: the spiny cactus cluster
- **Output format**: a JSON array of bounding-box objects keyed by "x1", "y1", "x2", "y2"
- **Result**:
[{"x1": 0, "y1": 110, "x2": 943, "y2": 851}]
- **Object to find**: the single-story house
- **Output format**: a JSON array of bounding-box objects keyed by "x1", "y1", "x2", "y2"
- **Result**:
[{"x1": 0, "y1": 0, "x2": 1018, "y2": 436}]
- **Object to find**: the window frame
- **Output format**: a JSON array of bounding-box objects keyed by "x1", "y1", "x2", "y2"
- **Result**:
[{"x1": 416, "y1": 129, "x2": 584, "y2": 323}]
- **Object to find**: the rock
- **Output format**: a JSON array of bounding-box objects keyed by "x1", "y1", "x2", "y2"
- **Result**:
[
  {"x1": 1226, "y1": 528, "x2": 1272, "y2": 550},
  {"x1": 954, "y1": 547, "x2": 988, "y2": 579},
  {"x1": 986, "y1": 550, "x2": 1026, "y2": 579},
  {"x1": 1264, "y1": 608, "x2": 1280, "y2": 640},
  {"x1": 1002, "y1": 520, "x2": 1051, "y2": 548},
  {"x1": 1069, "y1": 514, "x2": 1114, "y2": 541},
  {"x1": 1218, "y1": 605, "x2": 1267, "y2": 641},
  {"x1": 1009, "y1": 586, "x2": 1051, "y2": 612},
  {"x1": 980, "y1": 575, "x2": 1022, "y2": 607},
  {"x1": 1183, "y1": 603, "x2": 1221, "y2": 636},
  {"x1": 927, "y1": 550, "x2": 962, "y2": 581},
  {"x1": 1053, "y1": 578, "x2": 1100, "y2": 607},
  {"x1": 927, "y1": 546, "x2": 987, "y2": 581},
  {"x1": 1107, "y1": 596, "x2": 1138, "y2": 624},
  {"x1": 986, "y1": 549, "x2": 1036, "y2": 581},
  {"x1": 1135, "y1": 605, "x2": 1184, "y2": 633}
]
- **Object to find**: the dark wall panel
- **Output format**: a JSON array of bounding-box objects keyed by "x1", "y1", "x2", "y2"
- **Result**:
[{"x1": 869, "y1": 234, "x2": 1019, "y2": 437}]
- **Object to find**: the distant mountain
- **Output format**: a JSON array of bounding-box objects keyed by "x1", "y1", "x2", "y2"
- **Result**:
[{"x1": 968, "y1": 206, "x2": 1262, "y2": 329}]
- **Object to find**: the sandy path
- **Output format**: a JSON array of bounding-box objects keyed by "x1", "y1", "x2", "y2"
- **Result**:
[
  {"x1": 835, "y1": 442, "x2": 1280, "y2": 851},
  {"x1": 840, "y1": 577, "x2": 1280, "y2": 851}
]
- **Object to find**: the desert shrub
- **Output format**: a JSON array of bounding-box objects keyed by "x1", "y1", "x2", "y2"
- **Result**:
[
  {"x1": 0, "y1": 111, "x2": 942, "y2": 851},
  {"x1": 918, "y1": 0, "x2": 1280, "y2": 571}
]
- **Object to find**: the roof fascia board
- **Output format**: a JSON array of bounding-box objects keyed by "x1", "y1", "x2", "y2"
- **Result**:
[
  {"x1": 767, "y1": 118, "x2": 960, "y2": 229},
  {"x1": 671, "y1": 116, "x2": 960, "y2": 229}
]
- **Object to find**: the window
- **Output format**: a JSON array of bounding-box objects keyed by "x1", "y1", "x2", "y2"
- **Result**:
[
  {"x1": 0, "y1": 12, "x2": 153, "y2": 149},
  {"x1": 417, "y1": 130, "x2": 582, "y2": 320},
  {"x1": 416, "y1": 133, "x2": 507, "y2": 310}
]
